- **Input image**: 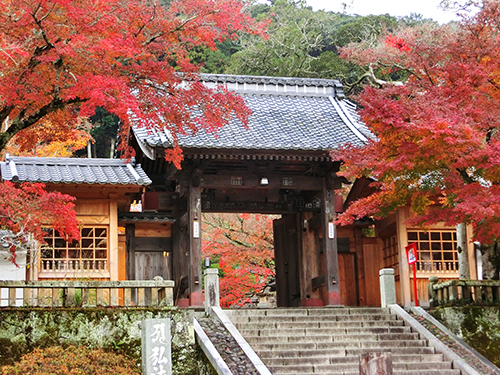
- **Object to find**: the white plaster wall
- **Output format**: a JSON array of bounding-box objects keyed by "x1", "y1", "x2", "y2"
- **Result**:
[{"x1": 0, "y1": 250, "x2": 27, "y2": 306}]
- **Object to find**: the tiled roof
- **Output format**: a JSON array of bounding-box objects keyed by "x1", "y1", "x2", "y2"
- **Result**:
[
  {"x1": 133, "y1": 74, "x2": 373, "y2": 159},
  {"x1": 199, "y1": 73, "x2": 346, "y2": 94},
  {"x1": 0, "y1": 156, "x2": 152, "y2": 185}
]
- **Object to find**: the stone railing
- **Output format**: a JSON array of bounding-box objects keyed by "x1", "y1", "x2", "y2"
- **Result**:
[
  {"x1": 428, "y1": 276, "x2": 500, "y2": 307},
  {"x1": 0, "y1": 278, "x2": 174, "y2": 308}
]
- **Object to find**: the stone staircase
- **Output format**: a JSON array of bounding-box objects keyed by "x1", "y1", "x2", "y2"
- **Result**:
[{"x1": 225, "y1": 307, "x2": 461, "y2": 375}]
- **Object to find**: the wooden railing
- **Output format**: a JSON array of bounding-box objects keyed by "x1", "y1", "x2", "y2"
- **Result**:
[
  {"x1": 0, "y1": 278, "x2": 174, "y2": 308},
  {"x1": 428, "y1": 276, "x2": 500, "y2": 306}
]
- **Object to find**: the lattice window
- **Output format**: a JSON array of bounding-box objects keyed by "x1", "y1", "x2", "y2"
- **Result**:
[
  {"x1": 382, "y1": 235, "x2": 399, "y2": 277},
  {"x1": 407, "y1": 230, "x2": 458, "y2": 273},
  {"x1": 40, "y1": 227, "x2": 108, "y2": 275}
]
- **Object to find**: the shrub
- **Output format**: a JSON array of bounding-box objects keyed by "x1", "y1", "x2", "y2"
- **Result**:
[{"x1": 1, "y1": 345, "x2": 141, "y2": 374}]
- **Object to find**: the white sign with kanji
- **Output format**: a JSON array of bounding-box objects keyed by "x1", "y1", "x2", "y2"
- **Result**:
[{"x1": 142, "y1": 318, "x2": 172, "y2": 375}]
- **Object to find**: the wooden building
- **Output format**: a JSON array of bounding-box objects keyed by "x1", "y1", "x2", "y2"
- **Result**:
[
  {"x1": 0, "y1": 74, "x2": 478, "y2": 308},
  {"x1": 344, "y1": 177, "x2": 478, "y2": 306},
  {"x1": 0, "y1": 156, "x2": 151, "y2": 282},
  {"x1": 131, "y1": 74, "x2": 374, "y2": 307}
]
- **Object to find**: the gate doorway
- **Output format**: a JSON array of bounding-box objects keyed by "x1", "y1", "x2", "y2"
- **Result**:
[{"x1": 273, "y1": 214, "x2": 300, "y2": 307}]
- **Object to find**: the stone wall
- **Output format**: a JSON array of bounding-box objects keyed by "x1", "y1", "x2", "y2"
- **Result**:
[
  {"x1": 430, "y1": 306, "x2": 500, "y2": 367},
  {"x1": 0, "y1": 307, "x2": 216, "y2": 375}
]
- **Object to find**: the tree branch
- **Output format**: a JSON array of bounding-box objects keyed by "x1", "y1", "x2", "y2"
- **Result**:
[
  {"x1": 0, "y1": 96, "x2": 85, "y2": 151},
  {"x1": 457, "y1": 168, "x2": 475, "y2": 184}
]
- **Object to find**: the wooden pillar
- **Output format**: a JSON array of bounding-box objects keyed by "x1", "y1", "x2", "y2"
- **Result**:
[
  {"x1": 396, "y1": 209, "x2": 412, "y2": 307},
  {"x1": 188, "y1": 170, "x2": 203, "y2": 306},
  {"x1": 354, "y1": 226, "x2": 366, "y2": 306},
  {"x1": 109, "y1": 197, "x2": 119, "y2": 281},
  {"x1": 300, "y1": 212, "x2": 322, "y2": 306},
  {"x1": 172, "y1": 211, "x2": 190, "y2": 306},
  {"x1": 322, "y1": 178, "x2": 341, "y2": 305},
  {"x1": 109, "y1": 196, "x2": 119, "y2": 305},
  {"x1": 125, "y1": 224, "x2": 136, "y2": 281}
]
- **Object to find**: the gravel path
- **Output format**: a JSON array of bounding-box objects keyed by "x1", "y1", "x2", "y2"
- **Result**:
[{"x1": 197, "y1": 317, "x2": 260, "y2": 375}]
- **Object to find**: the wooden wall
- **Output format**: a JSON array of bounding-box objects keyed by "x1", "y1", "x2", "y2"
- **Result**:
[{"x1": 119, "y1": 221, "x2": 173, "y2": 282}]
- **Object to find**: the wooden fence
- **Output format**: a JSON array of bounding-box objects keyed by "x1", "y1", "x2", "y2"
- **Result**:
[
  {"x1": 428, "y1": 277, "x2": 500, "y2": 306},
  {"x1": 0, "y1": 279, "x2": 174, "y2": 308}
]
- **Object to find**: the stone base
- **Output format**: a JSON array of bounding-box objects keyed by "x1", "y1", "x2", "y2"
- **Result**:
[
  {"x1": 302, "y1": 298, "x2": 323, "y2": 307},
  {"x1": 176, "y1": 298, "x2": 190, "y2": 308},
  {"x1": 189, "y1": 291, "x2": 203, "y2": 306}
]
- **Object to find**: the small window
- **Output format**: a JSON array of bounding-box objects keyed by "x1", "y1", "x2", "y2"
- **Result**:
[
  {"x1": 407, "y1": 229, "x2": 458, "y2": 274},
  {"x1": 40, "y1": 226, "x2": 109, "y2": 277}
]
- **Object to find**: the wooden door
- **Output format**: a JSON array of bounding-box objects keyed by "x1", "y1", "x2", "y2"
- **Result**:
[
  {"x1": 135, "y1": 252, "x2": 171, "y2": 280},
  {"x1": 134, "y1": 237, "x2": 172, "y2": 281},
  {"x1": 273, "y1": 214, "x2": 300, "y2": 307},
  {"x1": 363, "y1": 239, "x2": 382, "y2": 306},
  {"x1": 339, "y1": 253, "x2": 358, "y2": 306}
]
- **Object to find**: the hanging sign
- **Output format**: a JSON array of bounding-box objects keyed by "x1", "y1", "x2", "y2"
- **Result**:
[
  {"x1": 193, "y1": 220, "x2": 200, "y2": 239},
  {"x1": 328, "y1": 222, "x2": 335, "y2": 239},
  {"x1": 405, "y1": 242, "x2": 419, "y2": 307},
  {"x1": 405, "y1": 242, "x2": 417, "y2": 264}
]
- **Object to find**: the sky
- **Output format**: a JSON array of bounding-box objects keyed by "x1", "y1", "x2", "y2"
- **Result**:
[{"x1": 305, "y1": 0, "x2": 462, "y2": 24}]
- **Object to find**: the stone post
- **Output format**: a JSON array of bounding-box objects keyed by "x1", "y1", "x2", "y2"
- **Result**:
[
  {"x1": 379, "y1": 268, "x2": 396, "y2": 307},
  {"x1": 428, "y1": 275, "x2": 439, "y2": 307},
  {"x1": 359, "y1": 352, "x2": 392, "y2": 375},
  {"x1": 142, "y1": 318, "x2": 172, "y2": 375},
  {"x1": 204, "y1": 268, "x2": 219, "y2": 315}
]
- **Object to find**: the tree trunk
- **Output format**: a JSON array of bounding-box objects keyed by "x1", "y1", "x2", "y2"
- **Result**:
[
  {"x1": 456, "y1": 222, "x2": 470, "y2": 279},
  {"x1": 481, "y1": 243, "x2": 499, "y2": 280}
]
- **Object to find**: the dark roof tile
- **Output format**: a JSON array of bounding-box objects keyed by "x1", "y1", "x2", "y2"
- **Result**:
[
  {"x1": 0, "y1": 156, "x2": 152, "y2": 185},
  {"x1": 133, "y1": 75, "x2": 372, "y2": 158}
]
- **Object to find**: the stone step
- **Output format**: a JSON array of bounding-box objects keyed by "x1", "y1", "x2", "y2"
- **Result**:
[
  {"x1": 260, "y1": 353, "x2": 444, "y2": 363},
  {"x1": 226, "y1": 307, "x2": 389, "y2": 316},
  {"x1": 251, "y1": 339, "x2": 428, "y2": 352},
  {"x1": 238, "y1": 325, "x2": 412, "y2": 336},
  {"x1": 231, "y1": 313, "x2": 397, "y2": 324},
  {"x1": 255, "y1": 345, "x2": 437, "y2": 359},
  {"x1": 269, "y1": 364, "x2": 460, "y2": 375},
  {"x1": 226, "y1": 307, "x2": 459, "y2": 375},
  {"x1": 352, "y1": 371, "x2": 460, "y2": 375},
  {"x1": 345, "y1": 346, "x2": 436, "y2": 355},
  {"x1": 243, "y1": 332, "x2": 420, "y2": 344},
  {"x1": 265, "y1": 357, "x2": 452, "y2": 370}
]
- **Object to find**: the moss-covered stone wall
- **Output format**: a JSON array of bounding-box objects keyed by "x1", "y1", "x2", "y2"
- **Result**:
[
  {"x1": 430, "y1": 306, "x2": 500, "y2": 367},
  {"x1": 0, "y1": 307, "x2": 216, "y2": 375}
]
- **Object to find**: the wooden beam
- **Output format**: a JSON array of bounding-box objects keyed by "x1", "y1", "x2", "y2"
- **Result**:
[
  {"x1": 202, "y1": 200, "x2": 320, "y2": 214},
  {"x1": 200, "y1": 173, "x2": 323, "y2": 191}
]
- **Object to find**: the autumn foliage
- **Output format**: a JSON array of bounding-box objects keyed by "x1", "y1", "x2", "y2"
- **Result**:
[
  {"x1": 1, "y1": 346, "x2": 140, "y2": 374},
  {"x1": 0, "y1": 0, "x2": 266, "y2": 166},
  {"x1": 202, "y1": 213, "x2": 275, "y2": 307},
  {"x1": 336, "y1": 0, "x2": 500, "y2": 243},
  {"x1": 0, "y1": 181, "x2": 79, "y2": 265}
]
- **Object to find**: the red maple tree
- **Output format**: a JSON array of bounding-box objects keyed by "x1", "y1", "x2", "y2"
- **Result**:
[
  {"x1": 335, "y1": 1, "x2": 500, "y2": 244},
  {"x1": 202, "y1": 213, "x2": 275, "y2": 307},
  {"x1": 0, "y1": 0, "x2": 266, "y2": 165},
  {"x1": 0, "y1": 181, "x2": 79, "y2": 266},
  {"x1": 0, "y1": 0, "x2": 265, "y2": 263}
]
